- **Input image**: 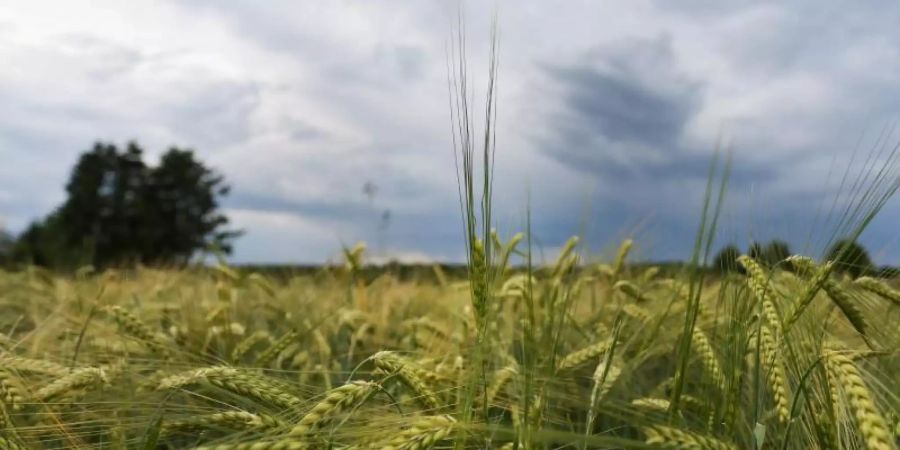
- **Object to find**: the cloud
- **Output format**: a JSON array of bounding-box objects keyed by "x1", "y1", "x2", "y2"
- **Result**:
[
  {"x1": 537, "y1": 37, "x2": 704, "y2": 178},
  {"x1": 0, "y1": 0, "x2": 898, "y2": 264}
]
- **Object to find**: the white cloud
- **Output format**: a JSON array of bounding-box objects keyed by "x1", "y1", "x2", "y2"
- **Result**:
[
  {"x1": 0, "y1": 0, "x2": 898, "y2": 263},
  {"x1": 225, "y1": 208, "x2": 340, "y2": 263}
]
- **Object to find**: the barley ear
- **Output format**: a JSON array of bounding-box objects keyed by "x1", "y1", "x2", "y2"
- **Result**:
[
  {"x1": 854, "y1": 277, "x2": 900, "y2": 307},
  {"x1": 374, "y1": 415, "x2": 457, "y2": 450},
  {"x1": 759, "y1": 325, "x2": 790, "y2": 423},
  {"x1": 372, "y1": 351, "x2": 441, "y2": 411},
  {"x1": 289, "y1": 381, "x2": 379, "y2": 436},
  {"x1": 643, "y1": 425, "x2": 738, "y2": 450},
  {"x1": 106, "y1": 305, "x2": 171, "y2": 357},
  {"x1": 557, "y1": 339, "x2": 615, "y2": 372},
  {"x1": 821, "y1": 279, "x2": 870, "y2": 339},
  {"x1": 784, "y1": 256, "x2": 834, "y2": 328},
  {"x1": 826, "y1": 353, "x2": 895, "y2": 450},
  {"x1": 254, "y1": 329, "x2": 298, "y2": 368},
  {"x1": 691, "y1": 328, "x2": 725, "y2": 391},
  {"x1": 34, "y1": 367, "x2": 109, "y2": 402},
  {"x1": 738, "y1": 255, "x2": 784, "y2": 337},
  {"x1": 612, "y1": 238, "x2": 633, "y2": 278}
]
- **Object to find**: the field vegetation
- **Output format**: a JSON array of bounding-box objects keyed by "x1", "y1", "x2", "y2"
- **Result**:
[{"x1": 0, "y1": 237, "x2": 898, "y2": 449}]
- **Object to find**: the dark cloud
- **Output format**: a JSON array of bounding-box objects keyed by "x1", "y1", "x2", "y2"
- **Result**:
[
  {"x1": 538, "y1": 37, "x2": 699, "y2": 175},
  {"x1": 163, "y1": 80, "x2": 261, "y2": 149},
  {"x1": 226, "y1": 193, "x2": 373, "y2": 224},
  {"x1": 536, "y1": 37, "x2": 773, "y2": 185},
  {"x1": 550, "y1": 66, "x2": 697, "y2": 147},
  {"x1": 1, "y1": 1, "x2": 899, "y2": 264}
]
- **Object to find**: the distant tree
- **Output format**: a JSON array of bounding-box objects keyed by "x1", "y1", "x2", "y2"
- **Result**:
[
  {"x1": 55, "y1": 142, "x2": 146, "y2": 265},
  {"x1": 747, "y1": 241, "x2": 764, "y2": 262},
  {"x1": 9, "y1": 213, "x2": 85, "y2": 267},
  {"x1": 0, "y1": 227, "x2": 13, "y2": 265},
  {"x1": 12, "y1": 141, "x2": 239, "y2": 268},
  {"x1": 139, "y1": 148, "x2": 239, "y2": 261},
  {"x1": 875, "y1": 265, "x2": 900, "y2": 279},
  {"x1": 762, "y1": 240, "x2": 791, "y2": 267},
  {"x1": 826, "y1": 239, "x2": 874, "y2": 279},
  {"x1": 713, "y1": 244, "x2": 742, "y2": 273}
]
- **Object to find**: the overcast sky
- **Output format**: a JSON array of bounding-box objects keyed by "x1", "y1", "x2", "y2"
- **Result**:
[{"x1": 1, "y1": 1, "x2": 899, "y2": 265}]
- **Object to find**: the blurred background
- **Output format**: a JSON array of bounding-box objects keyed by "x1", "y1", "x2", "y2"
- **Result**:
[{"x1": 0, "y1": 1, "x2": 898, "y2": 268}]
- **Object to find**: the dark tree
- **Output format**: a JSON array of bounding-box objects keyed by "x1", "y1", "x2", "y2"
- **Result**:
[
  {"x1": 0, "y1": 228, "x2": 13, "y2": 265},
  {"x1": 875, "y1": 266, "x2": 899, "y2": 279},
  {"x1": 762, "y1": 240, "x2": 791, "y2": 267},
  {"x1": 10, "y1": 213, "x2": 86, "y2": 268},
  {"x1": 12, "y1": 141, "x2": 239, "y2": 268},
  {"x1": 748, "y1": 241, "x2": 764, "y2": 262},
  {"x1": 140, "y1": 148, "x2": 239, "y2": 262},
  {"x1": 713, "y1": 244, "x2": 742, "y2": 273},
  {"x1": 56, "y1": 142, "x2": 147, "y2": 264},
  {"x1": 826, "y1": 239, "x2": 874, "y2": 279}
]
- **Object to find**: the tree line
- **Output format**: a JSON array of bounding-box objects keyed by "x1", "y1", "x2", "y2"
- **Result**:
[
  {"x1": 0, "y1": 142, "x2": 239, "y2": 269},
  {"x1": 0, "y1": 142, "x2": 895, "y2": 274},
  {"x1": 712, "y1": 238, "x2": 896, "y2": 278}
]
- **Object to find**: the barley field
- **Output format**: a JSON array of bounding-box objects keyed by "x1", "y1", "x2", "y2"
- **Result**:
[
  {"x1": 2, "y1": 11, "x2": 900, "y2": 450},
  {"x1": 0, "y1": 237, "x2": 897, "y2": 450}
]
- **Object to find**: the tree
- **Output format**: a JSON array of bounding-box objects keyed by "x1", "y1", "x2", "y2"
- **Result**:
[
  {"x1": 12, "y1": 141, "x2": 239, "y2": 268},
  {"x1": 140, "y1": 148, "x2": 239, "y2": 262},
  {"x1": 762, "y1": 240, "x2": 791, "y2": 267},
  {"x1": 9, "y1": 213, "x2": 88, "y2": 267},
  {"x1": 56, "y1": 142, "x2": 146, "y2": 265},
  {"x1": 0, "y1": 227, "x2": 13, "y2": 265},
  {"x1": 826, "y1": 239, "x2": 874, "y2": 279},
  {"x1": 748, "y1": 241, "x2": 764, "y2": 262},
  {"x1": 713, "y1": 244, "x2": 742, "y2": 273}
]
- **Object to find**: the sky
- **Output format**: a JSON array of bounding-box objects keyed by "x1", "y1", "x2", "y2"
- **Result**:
[{"x1": 1, "y1": 1, "x2": 899, "y2": 265}]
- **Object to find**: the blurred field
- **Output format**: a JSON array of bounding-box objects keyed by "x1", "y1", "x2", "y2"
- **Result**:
[{"x1": 0, "y1": 240, "x2": 897, "y2": 449}]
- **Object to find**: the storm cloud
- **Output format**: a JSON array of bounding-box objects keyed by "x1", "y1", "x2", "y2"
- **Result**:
[{"x1": 1, "y1": 1, "x2": 899, "y2": 264}]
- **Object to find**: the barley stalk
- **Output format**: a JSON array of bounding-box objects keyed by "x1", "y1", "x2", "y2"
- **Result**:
[
  {"x1": 690, "y1": 329, "x2": 724, "y2": 391},
  {"x1": 557, "y1": 339, "x2": 615, "y2": 372},
  {"x1": 0, "y1": 370, "x2": 25, "y2": 411},
  {"x1": 587, "y1": 361, "x2": 620, "y2": 431},
  {"x1": 821, "y1": 279, "x2": 870, "y2": 338},
  {"x1": 612, "y1": 239, "x2": 633, "y2": 278},
  {"x1": 0, "y1": 354, "x2": 68, "y2": 376},
  {"x1": 288, "y1": 381, "x2": 378, "y2": 436},
  {"x1": 158, "y1": 367, "x2": 302, "y2": 410},
  {"x1": 614, "y1": 280, "x2": 648, "y2": 302},
  {"x1": 738, "y1": 256, "x2": 784, "y2": 337},
  {"x1": 195, "y1": 440, "x2": 309, "y2": 450},
  {"x1": 632, "y1": 397, "x2": 671, "y2": 412},
  {"x1": 106, "y1": 305, "x2": 171, "y2": 357},
  {"x1": 470, "y1": 238, "x2": 488, "y2": 326},
  {"x1": 254, "y1": 329, "x2": 298, "y2": 368},
  {"x1": 371, "y1": 351, "x2": 440, "y2": 411},
  {"x1": 34, "y1": 367, "x2": 108, "y2": 402},
  {"x1": 0, "y1": 435, "x2": 28, "y2": 450},
  {"x1": 815, "y1": 411, "x2": 839, "y2": 450},
  {"x1": 375, "y1": 415, "x2": 457, "y2": 450},
  {"x1": 405, "y1": 318, "x2": 450, "y2": 341},
  {"x1": 231, "y1": 331, "x2": 273, "y2": 363},
  {"x1": 854, "y1": 277, "x2": 900, "y2": 306},
  {"x1": 785, "y1": 256, "x2": 834, "y2": 328},
  {"x1": 485, "y1": 365, "x2": 517, "y2": 408},
  {"x1": 643, "y1": 425, "x2": 738, "y2": 449},
  {"x1": 163, "y1": 410, "x2": 285, "y2": 437},
  {"x1": 825, "y1": 353, "x2": 895, "y2": 450},
  {"x1": 759, "y1": 325, "x2": 790, "y2": 423}
]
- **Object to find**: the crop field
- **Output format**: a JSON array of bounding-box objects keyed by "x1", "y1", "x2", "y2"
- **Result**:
[
  {"x1": 0, "y1": 239, "x2": 897, "y2": 450},
  {"x1": 2, "y1": 12, "x2": 900, "y2": 450}
]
